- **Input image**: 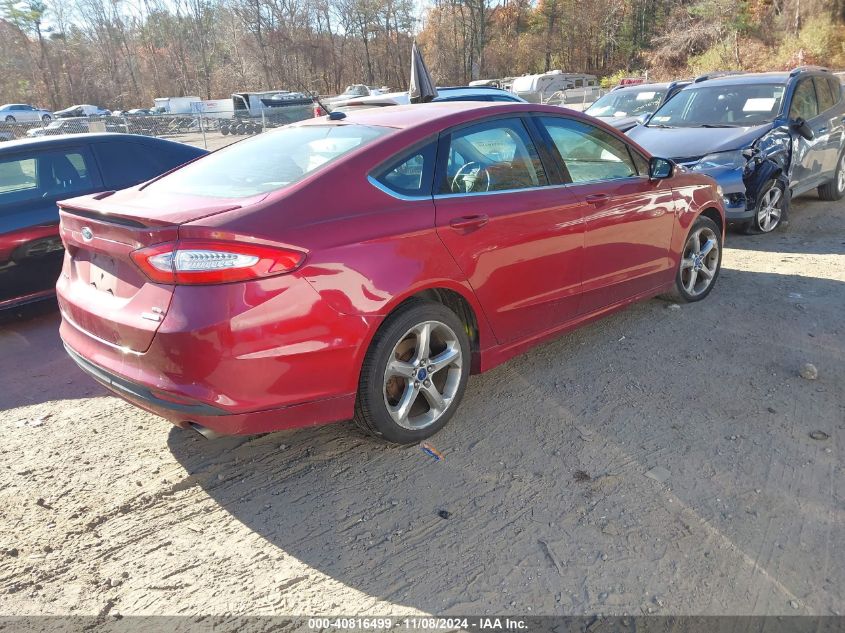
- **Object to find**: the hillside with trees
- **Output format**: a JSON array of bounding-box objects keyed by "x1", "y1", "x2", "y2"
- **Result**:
[{"x1": 1, "y1": 0, "x2": 843, "y2": 109}]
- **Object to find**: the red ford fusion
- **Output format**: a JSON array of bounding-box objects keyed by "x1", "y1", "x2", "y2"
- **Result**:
[{"x1": 57, "y1": 102, "x2": 724, "y2": 444}]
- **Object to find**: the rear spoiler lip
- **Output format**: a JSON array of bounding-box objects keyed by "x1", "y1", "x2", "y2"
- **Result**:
[{"x1": 58, "y1": 197, "x2": 243, "y2": 229}]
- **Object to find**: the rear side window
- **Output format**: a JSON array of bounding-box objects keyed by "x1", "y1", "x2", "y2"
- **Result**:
[
  {"x1": 539, "y1": 117, "x2": 638, "y2": 183},
  {"x1": 147, "y1": 124, "x2": 390, "y2": 198},
  {"x1": 814, "y1": 77, "x2": 835, "y2": 113},
  {"x1": 374, "y1": 142, "x2": 436, "y2": 197},
  {"x1": 94, "y1": 142, "x2": 172, "y2": 190},
  {"x1": 41, "y1": 151, "x2": 95, "y2": 199},
  {"x1": 789, "y1": 78, "x2": 819, "y2": 120}
]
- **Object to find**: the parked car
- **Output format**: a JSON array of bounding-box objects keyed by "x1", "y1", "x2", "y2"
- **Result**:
[
  {"x1": 113, "y1": 109, "x2": 156, "y2": 117},
  {"x1": 0, "y1": 104, "x2": 53, "y2": 123},
  {"x1": 57, "y1": 102, "x2": 724, "y2": 443},
  {"x1": 628, "y1": 66, "x2": 845, "y2": 233},
  {"x1": 585, "y1": 81, "x2": 690, "y2": 131},
  {"x1": 329, "y1": 86, "x2": 525, "y2": 114},
  {"x1": 54, "y1": 104, "x2": 111, "y2": 118},
  {"x1": 27, "y1": 118, "x2": 90, "y2": 137},
  {"x1": 0, "y1": 133, "x2": 206, "y2": 310}
]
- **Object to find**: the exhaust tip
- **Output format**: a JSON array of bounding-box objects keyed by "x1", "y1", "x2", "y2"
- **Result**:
[{"x1": 188, "y1": 422, "x2": 220, "y2": 440}]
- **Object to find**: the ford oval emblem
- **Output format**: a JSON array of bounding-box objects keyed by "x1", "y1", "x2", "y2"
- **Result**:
[{"x1": 81, "y1": 227, "x2": 93, "y2": 242}]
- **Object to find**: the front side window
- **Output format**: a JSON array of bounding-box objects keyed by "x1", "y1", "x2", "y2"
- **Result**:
[
  {"x1": 146, "y1": 124, "x2": 390, "y2": 198},
  {"x1": 440, "y1": 119, "x2": 548, "y2": 194},
  {"x1": 789, "y1": 78, "x2": 819, "y2": 120},
  {"x1": 539, "y1": 117, "x2": 638, "y2": 183},
  {"x1": 0, "y1": 150, "x2": 94, "y2": 208},
  {"x1": 649, "y1": 83, "x2": 785, "y2": 127}
]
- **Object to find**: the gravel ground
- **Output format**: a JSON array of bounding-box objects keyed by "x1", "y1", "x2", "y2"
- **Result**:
[{"x1": 0, "y1": 195, "x2": 843, "y2": 622}]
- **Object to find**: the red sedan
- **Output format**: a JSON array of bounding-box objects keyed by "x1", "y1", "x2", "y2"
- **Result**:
[{"x1": 57, "y1": 102, "x2": 724, "y2": 443}]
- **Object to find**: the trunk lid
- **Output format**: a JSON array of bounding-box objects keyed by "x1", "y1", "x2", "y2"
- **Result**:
[{"x1": 56, "y1": 190, "x2": 254, "y2": 353}]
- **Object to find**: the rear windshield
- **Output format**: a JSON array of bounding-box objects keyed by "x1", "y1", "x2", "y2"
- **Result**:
[{"x1": 146, "y1": 124, "x2": 390, "y2": 198}]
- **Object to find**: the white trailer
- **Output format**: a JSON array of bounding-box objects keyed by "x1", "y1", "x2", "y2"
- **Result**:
[
  {"x1": 190, "y1": 99, "x2": 234, "y2": 119},
  {"x1": 510, "y1": 71, "x2": 601, "y2": 107},
  {"x1": 153, "y1": 96, "x2": 201, "y2": 114}
]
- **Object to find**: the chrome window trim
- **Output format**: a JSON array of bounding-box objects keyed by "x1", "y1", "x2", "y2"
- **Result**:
[
  {"x1": 367, "y1": 175, "x2": 431, "y2": 201},
  {"x1": 432, "y1": 183, "x2": 569, "y2": 200},
  {"x1": 368, "y1": 173, "x2": 649, "y2": 201},
  {"x1": 432, "y1": 175, "x2": 646, "y2": 199}
]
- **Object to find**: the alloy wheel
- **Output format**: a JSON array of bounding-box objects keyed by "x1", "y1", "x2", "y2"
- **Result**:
[
  {"x1": 837, "y1": 154, "x2": 845, "y2": 194},
  {"x1": 756, "y1": 186, "x2": 783, "y2": 232},
  {"x1": 680, "y1": 226, "x2": 719, "y2": 297},
  {"x1": 382, "y1": 320, "x2": 463, "y2": 430}
]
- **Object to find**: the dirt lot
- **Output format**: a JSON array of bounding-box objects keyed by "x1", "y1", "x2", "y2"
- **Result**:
[{"x1": 0, "y1": 195, "x2": 843, "y2": 621}]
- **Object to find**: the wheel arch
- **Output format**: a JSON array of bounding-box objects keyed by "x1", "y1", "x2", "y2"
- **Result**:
[
  {"x1": 698, "y1": 206, "x2": 724, "y2": 238},
  {"x1": 376, "y1": 283, "x2": 488, "y2": 374}
]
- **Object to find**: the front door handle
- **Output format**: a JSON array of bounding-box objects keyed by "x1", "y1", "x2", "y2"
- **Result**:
[
  {"x1": 819, "y1": 126, "x2": 828, "y2": 134},
  {"x1": 585, "y1": 193, "x2": 611, "y2": 206},
  {"x1": 449, "y1": 214, "x2": 489, "y2": 230}
]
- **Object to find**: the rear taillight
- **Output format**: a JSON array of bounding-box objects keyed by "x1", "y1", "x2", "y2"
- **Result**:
[
  {"x1": 130, "y1": 240, "x2": 304, "y2": 285},
  {"x1": 313, "y1": 103, "x2": 326, "y2": 117}
]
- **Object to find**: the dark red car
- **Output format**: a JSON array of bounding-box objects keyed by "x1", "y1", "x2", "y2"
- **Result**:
[{"x1": 57, "y1": 103, "x2": 725, "y2": 443}]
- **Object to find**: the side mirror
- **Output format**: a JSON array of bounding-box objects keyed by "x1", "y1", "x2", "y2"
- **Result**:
[
  {"x1": 791, "y1": 117, "x2": 814, "y2": 141},
  {"x1": 649, "y1": 157, "x2": 674, "y2": 180}
]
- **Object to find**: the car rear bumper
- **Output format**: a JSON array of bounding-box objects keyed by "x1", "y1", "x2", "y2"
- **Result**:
[
  {"x1": 58, "y1": 275, "x2": 375, "y2": 436},
  {"x1": 63, "y1": 340, "x2": 357, "y2": 435}
]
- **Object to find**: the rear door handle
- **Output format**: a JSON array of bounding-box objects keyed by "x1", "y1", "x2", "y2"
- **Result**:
[
  {"x1": 449, "y1": 214, "x2": 489, "y2": 230},
  {"x1": 819, "y1": 126, "x2": 828, "y2": 134},
  {"x1": 585, "y1": 193, "x2": 610, "y2": 206}
]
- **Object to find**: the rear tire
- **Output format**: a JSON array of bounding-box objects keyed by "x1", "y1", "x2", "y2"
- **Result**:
[
  {"x1": 41, "y1": 114, "x2": 51, "y2": 122},
  {"x1": 354, "y1": 300, "x2": 471, "y2": 444},
  {"x1": 818, "y1": 151, "x2": 845, "y2": 201},
  {"x1": 662, "y1": 215, "x2": 722, "y2": 303},
  {"x1": 4, "y1": 116, "x2": 15, "y2": 122}
]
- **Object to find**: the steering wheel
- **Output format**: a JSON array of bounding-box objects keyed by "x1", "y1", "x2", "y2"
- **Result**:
[{"x1": 451, "y1": 162, "x2": 491, "y2": 193}]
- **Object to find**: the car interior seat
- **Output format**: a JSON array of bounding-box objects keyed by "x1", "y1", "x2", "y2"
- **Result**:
[{"x1": 41, "y1": 154, "x2": 82, "y2": 198}]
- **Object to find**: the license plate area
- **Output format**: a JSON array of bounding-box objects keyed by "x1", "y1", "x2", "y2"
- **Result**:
[{"x1": 88, "y1": 252, "x2": 119, "y2": 295}]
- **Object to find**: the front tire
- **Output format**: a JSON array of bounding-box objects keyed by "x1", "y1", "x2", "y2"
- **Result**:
[
  {"x1": 745, "y1": 180, "x2": 786, "y2": 234},
  {"x1": 354, "y1": 300, "x2": 471, "y2": 444},
  {"x1": 664, "y1": 215, "x2": 722, "y2": 303},
  {"x1": 41, "y1": 114, "x2": 51, "y2": 122},
  {"x1": 818, "y1": 151, "x2": 845, "y2": 201}
]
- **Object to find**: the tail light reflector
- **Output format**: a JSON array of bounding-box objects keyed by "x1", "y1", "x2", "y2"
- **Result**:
[
  {"x1": 130, "y1": 240, "x2": 304, "y2": 285},
  {"x1": 313, "y1": 103, "x2": 326, "y2": 117}
]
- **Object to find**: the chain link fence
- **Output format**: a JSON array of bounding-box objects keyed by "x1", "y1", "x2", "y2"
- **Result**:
[{"x1": 0, "y1": 104, "x2": 315, "y2": 152}]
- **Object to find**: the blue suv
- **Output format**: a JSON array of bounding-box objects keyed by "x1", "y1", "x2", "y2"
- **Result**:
[{"x1": 628, "y1": 67, "x2": 845, "y2": 233}]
